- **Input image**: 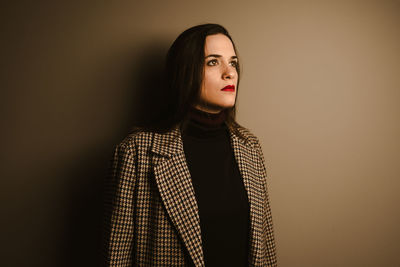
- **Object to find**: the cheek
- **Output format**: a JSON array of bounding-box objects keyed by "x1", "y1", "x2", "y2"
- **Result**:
[{"x1": 202, "y1": 70, "x2": 219, "y2": 91}]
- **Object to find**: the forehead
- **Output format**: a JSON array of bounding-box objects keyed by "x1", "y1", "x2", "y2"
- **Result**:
[{"x1": 204, "y1": 34, "x2": 236, "y2": 55}]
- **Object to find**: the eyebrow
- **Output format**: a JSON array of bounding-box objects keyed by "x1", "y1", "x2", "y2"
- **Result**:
[{"x1": 205, "y1": 54, "x2": 238, "y2": 59}]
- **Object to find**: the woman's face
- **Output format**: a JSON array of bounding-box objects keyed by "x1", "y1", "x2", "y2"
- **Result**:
[{"x1": 195, "y1": 33, "x2": 238, "y2": 114}]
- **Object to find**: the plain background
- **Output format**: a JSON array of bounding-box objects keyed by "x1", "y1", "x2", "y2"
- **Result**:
[{"x1": 1, "y1": 1, "x2": 399, "y2": 266}]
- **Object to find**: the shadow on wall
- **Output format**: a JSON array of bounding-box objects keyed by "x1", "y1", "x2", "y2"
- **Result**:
[
  {"x1": 129, "y1": 41, "x2": 172, "y2": 132},
  {"x1": 62, "y1": 41, "x2": 170, "y2": 267}
]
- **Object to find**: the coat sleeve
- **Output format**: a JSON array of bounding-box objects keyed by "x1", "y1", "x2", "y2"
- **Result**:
[
  {"x1": 103, "y1": 142, "x2": 137, "y2": 266},
  {"x1": 255, "y1": 139, "x2": 278, "y2": 266}
]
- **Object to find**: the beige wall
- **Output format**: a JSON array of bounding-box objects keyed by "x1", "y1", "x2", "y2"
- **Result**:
[{"x1": 2, "y1": 1, "x2": 399, "y2": 266}]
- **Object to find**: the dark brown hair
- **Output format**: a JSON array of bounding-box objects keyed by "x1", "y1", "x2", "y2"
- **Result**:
[{"x1": 134, "y1": 23, "x2": 243, "y2": 135}]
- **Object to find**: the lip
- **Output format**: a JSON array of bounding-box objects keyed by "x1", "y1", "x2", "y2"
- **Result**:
[{"x1": 221, "y1": 85, "x2": 235, "y2": 91}]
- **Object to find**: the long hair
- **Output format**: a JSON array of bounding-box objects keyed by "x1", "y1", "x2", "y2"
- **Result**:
[{"x1": 133, "y1": 23, "x2": 243, "y2": 135}]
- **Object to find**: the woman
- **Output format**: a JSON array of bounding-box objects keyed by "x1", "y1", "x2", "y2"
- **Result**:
[{"x1": 103, "y1": 24, "x2": 277, "y2": 266}]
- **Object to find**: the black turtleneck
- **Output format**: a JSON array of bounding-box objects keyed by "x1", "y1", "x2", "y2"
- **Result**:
[{"x1": 182, "y1": 108, "x2": 250, "y2": 267}]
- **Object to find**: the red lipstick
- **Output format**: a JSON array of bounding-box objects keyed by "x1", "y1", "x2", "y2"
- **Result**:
[{"x1": 221, "y1": 85, "x2": 235, "y2": 92}]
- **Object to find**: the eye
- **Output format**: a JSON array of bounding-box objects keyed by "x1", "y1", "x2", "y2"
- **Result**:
[
  {"x1": 206, "y1": 59, "x2": 218, "y2": 66},
  {"x1": 230, "y1": 60, "x2": 238, "y2": 68}
]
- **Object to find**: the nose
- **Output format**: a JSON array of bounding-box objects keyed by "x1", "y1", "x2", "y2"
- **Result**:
[{"x1": 222, "y1": 63, "x2": 235, "y2": 80}]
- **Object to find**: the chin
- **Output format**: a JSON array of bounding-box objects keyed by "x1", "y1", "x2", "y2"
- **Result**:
[
  {"x1": 222, "y1": 99, "x2": 236, "y2": 108},
  {"x1": 217, "y1": 102, "x2": 235, "y2": 110},
  {"x1": 216, "y1": 97, "x2": 235, "y2": 108},
  {"x1": 197, "y1": 98, "x2": 235, "y2": 113}
]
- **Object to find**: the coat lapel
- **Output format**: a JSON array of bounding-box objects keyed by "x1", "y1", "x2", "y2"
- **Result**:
[
  {"x1": 151, "y1": 127, "x2": 205, "y2": 267},
  {"x1": 151, "y1": 125, "x2": 265, "y2": 266},
  {"x1": 229, "y1": 130, "x2": 265, "y2": 266}
]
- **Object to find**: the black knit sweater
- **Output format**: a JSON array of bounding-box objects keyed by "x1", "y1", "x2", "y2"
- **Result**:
[{"x1": 182, "y1": 108, "x2": 250, "y2": 266}]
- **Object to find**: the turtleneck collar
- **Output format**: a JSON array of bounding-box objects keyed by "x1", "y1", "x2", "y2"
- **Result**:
[
  {"x1": 188, "y1": 107, "x2": 227, "y2": 128},
  {"x1": 182, "y1": 107, "x2": 228, "y2": 140}
]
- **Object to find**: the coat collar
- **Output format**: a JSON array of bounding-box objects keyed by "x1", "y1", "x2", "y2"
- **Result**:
[
  {"x1": 150, "y1": 123, "x2": 256, "y2": 157},
  {"x1": 150, "y1": 125, "x2": 183, "y2": 157},
  {"x1": 150, "y1": 124, "x2": 263, "y2": 266}
]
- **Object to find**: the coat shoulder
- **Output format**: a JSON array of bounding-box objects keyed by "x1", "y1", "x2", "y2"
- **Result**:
[
  {"x1": 116, "y1": 130, "x2": 154, "y2": 151},
  {"x1": 235, "y1": 124, "x2": 262, "y2": 149}
]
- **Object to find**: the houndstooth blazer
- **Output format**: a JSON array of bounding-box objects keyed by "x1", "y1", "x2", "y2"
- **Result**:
[{"x1": 103, "y1": 123, "x2": 277, "y2": 266}]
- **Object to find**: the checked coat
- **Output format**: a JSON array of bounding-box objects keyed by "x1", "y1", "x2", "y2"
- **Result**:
[{"x1": 103, "y1": 123, "x2": 277, "y2": 266}]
